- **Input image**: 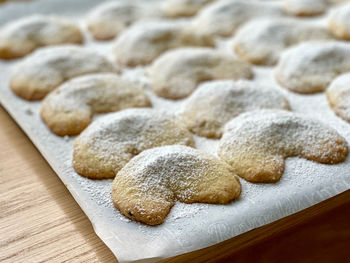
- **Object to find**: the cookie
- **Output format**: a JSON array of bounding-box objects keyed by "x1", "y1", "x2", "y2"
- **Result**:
[
  {"x1": 113, "y1": 21, "x2": 214, "y2": 67},
  {"x1": 40, "y1": 73, "x2": 151, "y2": 136},
  {"x1": 191, "y1": 0, "x2": 283, "y2": 37},
  {"x1": 0, "y1": 15, "x2": 83, "y2": 59},
  {"x1": 73, "y1": 109, "x2": 194, "y2": 179},
  {"x1": 328, "y1": 2, "x2": 350, "y2": 40},
  {"x1": 326, "y1": 73, "x2": 350, "y2": 123},
  {"x1": 233, "y1": 18, "x2": 332, "y2": 66},
  {"x1": 86, "y1": 1, "x2": 159, "y2": 40},
  {"x1": 161, "y1": 0, "x2": 215, "y2": 17},
  {"x1": 218, "y1": 110, "x2": 348, "y2": 183},
  {"x1": 112, "y1": 145, "x2": 241, "y2": 225},
  {"x1": 181, "y1": 80, "x2": 290, "y2": 138},
  {"x1": 283, "y1": 0, "x2": 328, "y2": 16},
  {"x1": 275, "y1": 41, "x2": 350, "y2": 94},
  {"x1": 149, "y1": 48, "x2": 253, "y2": 99},
  {"x1": 10, "y1": 45, "x2": 116, "y2": 100}
]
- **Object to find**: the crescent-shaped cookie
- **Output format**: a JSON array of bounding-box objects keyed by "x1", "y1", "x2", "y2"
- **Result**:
[
  {"x1": 191, "y1": 0, "x2": 283, "y2": 37},
  {"x1": 112, "y1": 145, "x2": 241, "y2": 225},
  {"x1": 0, "y1": 15, "x2": 83, "y2": 59},
  {"x1": 327, "y1": 73, "x2": 350, "y2": 123},
  {"x1": 181, "y1": 80, "x2": 290, "y2": 138},
  {"x1": 218, "y1": 110, "x2": 348, "y2": 183},
  {"x1": 161, "y1": 0, "x2": 216, "y2": 17},
  {"x1": 233, "y1": 18, "x2": 332, "y2": 65},
  {"x1": 275, "y1": 41, "x2": 350, "y2": 94},
  {"x1": 113, "y1": 21, "x2": 214, "y2": 67},
  {"x1": 283, "y1": 0, "x2": 328, "y2": 16},
  {"x1": 40, "y1": 73, "x2": 151, "y2": 136},
  {"x1": 149, "y1": 48, "x2": 253, "y2": 99},
  {"x1": 328, "y1": 2, "x2": 350, "y2": 40},
  {"x1": 86, "y1": 1, "x2": 159, "y2": 40},
  {"x1": 73, "y1": 109, "x2": 194, "y2": 179},
  {"x1": 10, "y1": 45, "x2": 116, "y2": 100}
]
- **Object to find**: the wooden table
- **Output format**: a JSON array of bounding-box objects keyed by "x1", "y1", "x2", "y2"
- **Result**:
[{"x1": 1, "y1": 105, "x2": 350, "y2": 263}]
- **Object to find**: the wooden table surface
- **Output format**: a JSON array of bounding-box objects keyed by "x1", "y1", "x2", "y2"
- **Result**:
[{"x1": 1, "y1": 104, "x2": 350, "y2": 263}]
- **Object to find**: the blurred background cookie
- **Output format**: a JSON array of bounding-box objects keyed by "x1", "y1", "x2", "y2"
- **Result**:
[
  {"x1": 275, "y1": 41, "x2": 350, "y2": 94},
  {"x1": 327, "y1": 73, "x2": 350, "y2": 123},
  {"x1": 161, "y1": 0, "x2": 216, "y2": 17},
  {"x1": 149, "y1": 48, "x2": 253, "y2": 99},
  {"x1": 328, "y1": 2, "x2": 350, "y2": 40},
  {"x1": 283, "y1": 0, "x2": 328, "y2": 16},
  {"x1": 10, "y1": 45, "x2": 116, "y2": 100},
  {"x1": 191, "y1": 0, "x2": 283, "y2": 37},
  {"x1": 113, "y1": 20, "x2": 214, "y2": 67},
  {"x1": 86, "y1": 1, "x2": 160, "y2": 40},
  {"x1": 0, "y1": 15, "x2": 83, "y2": 59},
  {"x1": 233, "y1": 18, "x2": 332, "y2": 66}
]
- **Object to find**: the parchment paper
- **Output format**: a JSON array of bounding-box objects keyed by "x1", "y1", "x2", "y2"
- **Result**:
[{"x1": 0, "y1": 0, "x2": 349, "y2": 262}]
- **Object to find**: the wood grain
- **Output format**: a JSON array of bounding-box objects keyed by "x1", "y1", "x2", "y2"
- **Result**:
[
  {"x1": 0, "y1": 106, "x2": 116, "y2": 263},
  {"x1": 1, "y1": 104, "x2": 349, "y2": 263}
]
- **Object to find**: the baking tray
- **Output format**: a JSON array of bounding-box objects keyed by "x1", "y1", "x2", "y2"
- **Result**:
[{"x1": 1, "y1": 0, "x2": 350, "y2": 262}]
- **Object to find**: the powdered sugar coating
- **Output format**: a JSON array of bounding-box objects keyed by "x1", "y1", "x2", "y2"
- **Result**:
[
  {"x1": 73, "y1": 108, "x2": 194, "y2": 179},
  {"x1": 218, "y1": 110, "x2": 348, "y2": 183},
  {"x1": 161, "y1": 0, "x2": 216, "y2": 17},
  {"x1": 328, "y1": 2, "x2": 350, "y2": 40},
  {"x1": 0, "y1": 15, "x2": 83, "y2": 59},
  {"x1": 275, "y1": 41, "x2": 350, "y2": 94},
  {"x1": 10, "y1": 45, "x2": 117, "y2": 100},
  {"x1": 233, "y1": 18, "x2": 332, "y2": 66},
  {"x1": 113, "y1": 20, "x2": 214, "y2": 67},
  {"x1": 149, "y1": 47, "x2": 253, "y2": 99},
  {"x1": 40, "y1": 73, "x2": 151, "y2": 136},
  {"x1": 112, "y1": 145, "x2": 241, "y2": 225},
  {"x1": 191, "y1": 0, "x2": 283, "y2": 37},
  {"x1": 181, "y1": 80, "x2": 290, "y2": 138},
  {"x1": 86, "y1": 1, "x2": 160, "y2": 40},
  {"x1": 327, "y1": 73, "x2": 350, "y2": 123}
]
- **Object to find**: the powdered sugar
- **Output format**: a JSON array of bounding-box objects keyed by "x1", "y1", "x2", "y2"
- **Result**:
[
  {"x1": 1, "y1": 0, "x2": 350, "y2": 262},
  {"x1": 275, "y1": 41, "x2": 350, "y2": 93},
  {"x1": 233, "y1": 18, "x2": 332, "y2": 65}
]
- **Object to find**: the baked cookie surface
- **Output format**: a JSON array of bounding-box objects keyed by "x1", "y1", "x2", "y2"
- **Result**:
[
  {"x1": 40, "y1": 73, "x2": 151, "y2": 136},
  {"x1": 191, "y1": 0, "x2": 283, "y2": 37},
  {"x1": 73, "y1": 109, "x2": 194, "y2": 179},
  {"x1": 113, "y1": 20, "x2": 214, "y2": 67},
  {"x1": 10, "y1": 45, "x2": 116, "y2": 100},
  {"x1": 0, "y1": 15, "x2": 83, "y2": 59},
  {"x1": 112, "y1": 145, "x2": 241, "y2": 225},
  {"x1": 161, "y1": 0, "x2": 216, "y2": 17},
  {"x1": 150, "y1": 48, "x2": 253, "y2": 99},
  {"x1": 218, "y1": 110, "x2": 348, "y2": 183},
  {"x1": 327, "y1": 73, "x2": 350, "y2": 123},
  {"x1": 233, "y1": 18, "x2": 332, "y2": 66},
  {"x1": 275, "y1": 41, "x2": 350, "y2": 94},
  {"x1": 86, "y1": 1, "x2": 159, "y2": 40},
  {"x1": 181, "y1": 80, "x2": 290, "y2": 138}
]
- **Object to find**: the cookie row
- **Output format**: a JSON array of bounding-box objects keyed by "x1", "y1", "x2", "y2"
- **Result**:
[
  {"x1": 2, "y1": 0, "x2": 350, "y2": 60},
  {"x1": 73, "y1": 108, "x2": 347, "y2": 225},
  {"x1": 9, "y1": 43, "x2": 350, "y2": 129}
]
